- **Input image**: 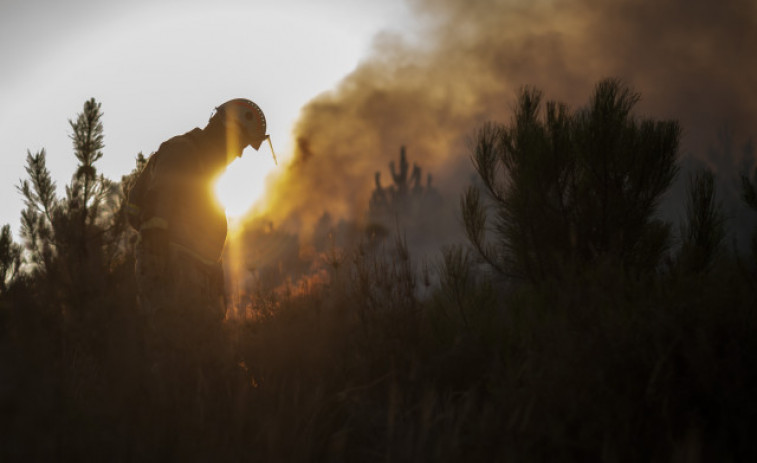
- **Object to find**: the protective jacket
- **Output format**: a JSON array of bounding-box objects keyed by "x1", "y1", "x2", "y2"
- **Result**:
[{"x1": 128, "y1": 128, "x2": 228, "y2": 265}]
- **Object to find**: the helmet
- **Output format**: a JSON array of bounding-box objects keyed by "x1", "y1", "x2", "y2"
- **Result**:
[{"x1": 212, "y1": 98, "x2": 267, "y2": 150}]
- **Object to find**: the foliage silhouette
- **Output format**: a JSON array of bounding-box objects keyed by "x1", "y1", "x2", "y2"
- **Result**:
[
  {"x1": 677, "y1": 168, "x2": 726, "y2": 274},
  {"x1": 17, "y1": 100, "x2": 125, "y2": 284},
  {"x1": 463, "y1": 78, "x2": 680, "y2": 282},
  {"x1": 370, "y1": 146, "x2": 440, "y2": 228},
  {"x1": 0, "y1": 225, "x2": 21, "y2": 293},
  {"x1": 741, "y1": 167, "x2": 757, "y2": 264},
  {"x1": 3, "y1": 99, "x2": 141, "y2": 461}
]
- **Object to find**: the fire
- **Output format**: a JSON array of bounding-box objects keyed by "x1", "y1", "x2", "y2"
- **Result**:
[{"x1": 215, "y1": 145, "x2": 278, "y2": 219}]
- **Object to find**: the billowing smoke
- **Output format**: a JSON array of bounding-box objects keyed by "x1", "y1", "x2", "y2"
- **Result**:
[{"x1": 252, "y1": 0, "x2": 757, "y2": 254}]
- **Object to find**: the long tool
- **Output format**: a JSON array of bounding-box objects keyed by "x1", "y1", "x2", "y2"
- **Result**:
[{"x1": 264, "y1": 135, "x2": 277, "y2": 165}]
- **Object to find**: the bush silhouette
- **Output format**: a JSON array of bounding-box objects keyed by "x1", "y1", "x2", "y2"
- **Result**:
[{"x1": 463, "y1": 78, "x2": 680, "y2": 282}]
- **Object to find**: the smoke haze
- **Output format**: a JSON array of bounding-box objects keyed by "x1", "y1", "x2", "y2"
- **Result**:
[{"x1": 256, "y1": 0, "x2": 756, "y2": 244}]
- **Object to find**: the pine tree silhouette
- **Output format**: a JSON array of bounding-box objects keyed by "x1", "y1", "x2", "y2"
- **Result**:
[
  {"x1": 678, "y1": 168, "x2": 725, "y2": 274},
  {"x1": 369, "y1": 145, "x2": 440, "y2": 235},
  {"x1": 15, "y1": 98, "x2": 131, "y2": 318},
  {"x1": 0, "y1": 225, "x2": 21, "y2": 293},
  {"x1": 741, "y1": 167, "x2": 757, "y2": 264},
  {"x1": 463, "y1": 79, "x2": 681, "y2": 281}
]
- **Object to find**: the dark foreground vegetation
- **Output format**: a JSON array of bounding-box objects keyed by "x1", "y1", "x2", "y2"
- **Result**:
[{"x1": 2, "y1": 81, "x2": 757, "y2": 462}]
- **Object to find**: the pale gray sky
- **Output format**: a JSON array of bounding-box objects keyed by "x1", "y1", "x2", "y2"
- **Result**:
[{"x1": 0, "y1": 0, "x2": 411, "y2": 234}]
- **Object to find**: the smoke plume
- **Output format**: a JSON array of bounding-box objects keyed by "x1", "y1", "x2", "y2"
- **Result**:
[{"x1": 256, "y1": 0, "x2": 757, "y2": 246}]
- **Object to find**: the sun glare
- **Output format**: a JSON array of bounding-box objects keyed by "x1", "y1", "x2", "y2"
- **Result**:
[{"x1": 215, "y1": 145, "x2": 278, "y2": 219}]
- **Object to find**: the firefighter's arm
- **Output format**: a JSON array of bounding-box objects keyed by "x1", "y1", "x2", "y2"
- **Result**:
[
  {"x1": 140, "y1": 141, "x2": 194, "y2": 254},
  {"x1": 143, "y1": 141, "x2": 195, "y2": 232}
]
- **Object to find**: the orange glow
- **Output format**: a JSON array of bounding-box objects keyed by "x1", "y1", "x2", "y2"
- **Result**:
[{"x1": 215, "y1": 145, "x2": 278, "y2": 219}]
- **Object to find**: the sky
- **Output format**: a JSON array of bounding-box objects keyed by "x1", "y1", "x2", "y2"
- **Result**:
[{"x1": 0, "y1": 0, "x2": 411, "y2": 236}]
